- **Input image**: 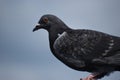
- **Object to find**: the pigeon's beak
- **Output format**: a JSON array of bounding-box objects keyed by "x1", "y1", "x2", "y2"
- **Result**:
[{"x1": 33, "y1": 24, "x2": 43, "y2": 32}]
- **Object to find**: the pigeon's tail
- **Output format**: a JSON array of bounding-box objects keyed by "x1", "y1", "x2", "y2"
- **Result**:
[
  {"x1": 114, "y1": 52, "x2": 120, "y2": 71},
  {"x1": 105, "y1": 51, "x2": 120, "y2": 71}
]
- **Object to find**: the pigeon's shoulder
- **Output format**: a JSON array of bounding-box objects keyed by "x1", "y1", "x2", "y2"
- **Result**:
[
  {"x1": 53, "y1": 30, "x2": 87, "y2": 69},
  {"x1": 53, "y1": 29, "x2": 102, "y2": 59}
]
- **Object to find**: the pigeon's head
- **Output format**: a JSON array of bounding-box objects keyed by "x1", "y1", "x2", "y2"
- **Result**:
[{"x1": 33, "y1": 14, "x2": 69, "y2": 32}]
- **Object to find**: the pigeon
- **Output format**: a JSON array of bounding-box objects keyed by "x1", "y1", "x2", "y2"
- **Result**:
[{"x1": 33, "y1": 14, "x2": 120, "y2": 80}]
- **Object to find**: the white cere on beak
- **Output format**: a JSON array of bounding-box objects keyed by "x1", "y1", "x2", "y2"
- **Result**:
[{"x1": 57, "y1": 33, "x2": 61, "y2": 37}]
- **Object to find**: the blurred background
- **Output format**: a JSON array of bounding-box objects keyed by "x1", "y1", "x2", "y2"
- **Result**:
[{"x1": 0, "y1": 0, "x2": 120, "y2": 80}]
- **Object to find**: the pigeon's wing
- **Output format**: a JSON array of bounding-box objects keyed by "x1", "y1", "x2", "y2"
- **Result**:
[
  {"x1": 53, "y1": 31, "x2": 86, "y2": 69},
  {"x1": 53, "y1": 29, "x2": 120, "y2": 67}
]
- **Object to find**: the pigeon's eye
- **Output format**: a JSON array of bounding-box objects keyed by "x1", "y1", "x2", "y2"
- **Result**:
[{"x1": 43, "y1": 17, "x2": 48, "y2": 23}]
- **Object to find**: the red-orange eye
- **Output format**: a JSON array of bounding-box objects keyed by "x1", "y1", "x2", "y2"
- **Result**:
[{"x1": 43, "y1": 17, "x2": 48, "y2": 23}]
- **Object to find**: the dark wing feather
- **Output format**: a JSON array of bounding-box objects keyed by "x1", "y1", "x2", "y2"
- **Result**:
[
  {"x1": 53, "y1": 29, "x2": 120, "y2": 69},
  {"x1": 53, "y1": 31, "x2": 87, "y2": 69},
  {"x1": 92, "y1": 35, "x2": 120, "y2": 66}
]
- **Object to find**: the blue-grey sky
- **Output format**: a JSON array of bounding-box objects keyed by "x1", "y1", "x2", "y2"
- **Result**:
[{"x1": 0, "y1": 0, "x2": 120, "y2": 80}]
